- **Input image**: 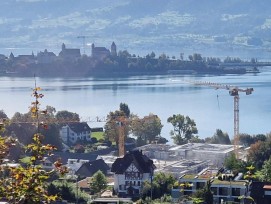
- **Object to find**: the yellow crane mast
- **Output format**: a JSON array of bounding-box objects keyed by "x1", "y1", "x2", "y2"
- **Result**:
[
  {"x1": 190, "y1": 80, "x2": 253, "y2": 158},
  {"x1": 115, "y1": 116, "x2": 127, "y2": 157}
]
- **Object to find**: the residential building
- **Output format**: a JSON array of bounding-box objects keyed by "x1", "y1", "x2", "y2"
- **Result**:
[
  {"x1": 250, "y1": 181, "x2": 271, "y2": 204},
  {"x1": 59, "y1": 43, "x2": 81, "y2": 60},
  {"x1": 37, "y1": 49, "x2": 56, "y2": 64},
  {"x1": 172, "y1": 169, "x2": 249, "y2": 204},
  {"x1": 76, "y1": 159, "x2": 110, "y2": 178},
  {"x1": 40, "y1": 152, "x2": 100, "y2": 172},
  {"x1": 15, "y1": 53, "x2": 36, "y2": 65},
  {"x1": 111, "y1": 150, "x2": 156, "y2": 198},
  {"x1": 91, "y1": 43, "x2": 110, "y2": 60},
  {"x1": 59, "y1": 122, "x2": 91, "y2": 145}
]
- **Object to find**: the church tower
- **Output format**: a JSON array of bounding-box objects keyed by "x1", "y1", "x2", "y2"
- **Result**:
[
  {"x1": 111, "y1": 42, "x2": 117, "y2": 56},
  {"x1": 91, "y1": 43, "x2": 95, "y2": 57},
  {"x1": 62, "y1": 43, "x2": 66, "y2": 51}
]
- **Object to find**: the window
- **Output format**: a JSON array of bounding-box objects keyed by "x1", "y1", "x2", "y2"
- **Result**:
[
  {"x1": 125, "y1": 171, "x2": 140, "y2": 180},
  {"x1": 219, "y1": 187, "x2": 228, "y2": 196},
  {"x1": 196, "y1": 182, "x2": 205, "y2": 189},
  {"x1": 138, "y1": 181, "x2": 141, "y2": 186},
  {"x1": 211, "y1": 187, "x2": 217, "y2": 195},
  {"x1": 184, "y1": 191, "x2": 192, "y2": 196},
  {"x1": 232, "y1": 188, "x2": 240, "y2": 196}
]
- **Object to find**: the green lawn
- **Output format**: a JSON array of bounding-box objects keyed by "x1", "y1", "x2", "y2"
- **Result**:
[{"x1": 91, "y1": 131, "x2": 104, "y2": 140}]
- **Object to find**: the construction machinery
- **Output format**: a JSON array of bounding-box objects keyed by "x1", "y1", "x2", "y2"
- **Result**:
[{"x1": 190, "y1": 80, "x2": 254, "y2": 158}]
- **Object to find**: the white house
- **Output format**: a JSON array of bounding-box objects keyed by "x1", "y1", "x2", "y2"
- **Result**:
[
  {"x1": 60, "y1": 122, "x2": 91, "y2": 145},
  {"x1": 111, "y1": 150, "x2": 156, "y2": 198}
]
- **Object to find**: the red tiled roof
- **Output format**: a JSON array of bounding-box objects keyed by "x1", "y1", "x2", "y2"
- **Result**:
[{"x1": 263, "y1": 185, "x2": 271, "y2": 190}]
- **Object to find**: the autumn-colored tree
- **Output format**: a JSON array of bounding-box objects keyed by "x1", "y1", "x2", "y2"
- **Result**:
[
  {"x1": 0, "y1": 86, "x2": 68, "y2": 203},
  {"x1": 247, "y1": 140, "x2": 271, "y2": 169},
  {"x1": 131, "y1": 113, "x2": 163, "y2": 145},
  {"x1": 104, "y1": 107, "x2": 129, "y2": 145}
]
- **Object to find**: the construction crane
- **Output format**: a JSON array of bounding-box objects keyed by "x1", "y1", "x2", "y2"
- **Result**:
[
  {"x1": 115, "y1": 116, "x2": 127, "y2": 157},
  {"x1": 189, "y1": 80, "x2": 254, "y2": 158},
  {"x1": 77, "y1": 35, "x2": 90, "y2": 54}
]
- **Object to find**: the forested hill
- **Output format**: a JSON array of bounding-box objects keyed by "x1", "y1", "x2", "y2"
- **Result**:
[{"x1": 0, "y1": 0, "x2": 271, "y2": 58}]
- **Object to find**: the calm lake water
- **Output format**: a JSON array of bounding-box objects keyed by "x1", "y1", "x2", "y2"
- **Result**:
[{"x1": 1, "y1": 69, "x2": 271, "y2": 143}]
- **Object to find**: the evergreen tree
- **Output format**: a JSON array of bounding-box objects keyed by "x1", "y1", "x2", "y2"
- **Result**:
[{"x1": 89, "y1": 170, "x2": 108, "y2": 194}]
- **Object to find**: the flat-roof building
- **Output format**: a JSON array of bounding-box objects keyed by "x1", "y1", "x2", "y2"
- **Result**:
[{"x1": 169, "y1": 143, "x2": 236, "y2": 167}]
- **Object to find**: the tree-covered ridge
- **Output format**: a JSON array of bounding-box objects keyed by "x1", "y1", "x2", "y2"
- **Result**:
[{"x1": 0, "y1": 0, "x2": 270, "y2": 57}]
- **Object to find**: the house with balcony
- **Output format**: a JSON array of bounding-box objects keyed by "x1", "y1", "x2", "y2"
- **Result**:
[
  {"x1": 172, "y1": 169, "x2": 249, "y2": 204},
  {"x1": 111, "y1": 150, "x2": 156, "y2": 198},
  {"x1": 59, "y1": 122, "x2": 91, "y2": 145}
]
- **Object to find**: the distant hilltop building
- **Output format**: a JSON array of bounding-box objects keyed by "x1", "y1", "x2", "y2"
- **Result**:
[
  {"x1": 37, "y1": 49, "x2": 56, "y2": 64},
  {"x1": 59, "y1": 43, "x2": 81, "y2": 61},
  {"x1": 91, "y1": 42, "x2": 117, "y2": 60}
]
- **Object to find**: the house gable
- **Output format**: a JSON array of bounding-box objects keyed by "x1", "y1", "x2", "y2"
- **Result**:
[
  {"x1": 111, "y1": 150, "x2": 155, "y2": 198},
  {"x1": 76, "y1": 159, "x2": 110, "y2": 178},
  {"x1": 60, "y1": 122, "x2": 91, "y2": 144},
  {"x1": 111, "y1": 150, "x2": 155, "y2": 174}
]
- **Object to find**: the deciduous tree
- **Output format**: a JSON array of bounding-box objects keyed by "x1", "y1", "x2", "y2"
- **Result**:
[
  {"x1": 131, "y1": 114, "x2": 163, "y2": 145},
  {"x1": 259, "y1": 156, "x2": 271, "y2": 182},
  {"x1": 0, "y1": 86, "x2": 68, "y2": 203},
  {"x1": 55, "y1": 110, "x2": 80, "y2": 123},
  {"x1": 167, "y1": 114, "x2": 198, "y2": 145},
  {"x1": 119, "y1": 102, "x2": 130, "y2": 117},
  {"x1": 247, "y1": 140, "x2": 271, "y2": 169}
]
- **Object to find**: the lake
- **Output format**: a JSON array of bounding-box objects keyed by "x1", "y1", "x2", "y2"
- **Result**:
[{"x1": 0, "y1": 69, "x2": 271, "y2": 143}]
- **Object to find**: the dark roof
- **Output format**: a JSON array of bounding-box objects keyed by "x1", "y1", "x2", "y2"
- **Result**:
[
  {"x1": 67, "y1": 122, "x2": 91, "y2": 133},
  {"x1": 38, "y1": 50, "x2": 56, "y2": 57},
  {"x1": 59, "y1": 49, "x2": 81, "y2": 57},
  {"x1": 93, "y1": 47, "x2": 109, "y2": 52},
  {"x1": 111, "y1": 150, "x2": 155, "y2": 174},
  {"x1": 76, "y1": 159, "x2": 110, "y2": 177},
  {"x1": 49, "y1": 152, "x2": 99, "y2": 165}
]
